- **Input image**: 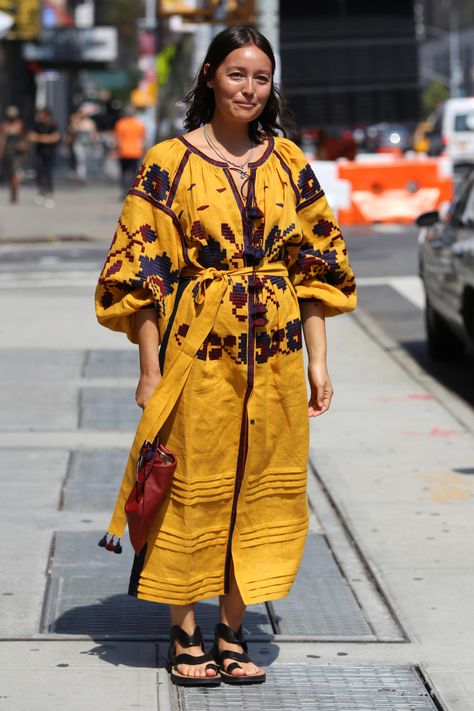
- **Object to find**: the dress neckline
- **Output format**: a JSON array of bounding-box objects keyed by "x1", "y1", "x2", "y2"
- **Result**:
[{"x1": 177, "y1": 133, "x2": 275, "y2": 170}]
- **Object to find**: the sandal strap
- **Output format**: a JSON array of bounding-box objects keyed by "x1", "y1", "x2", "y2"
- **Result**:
[
  {"x1": 226, "y1": 662, "x2": 243, "y2": 673},
  {"x1": 174, "y1": 651, "x2": 213, "y2": 666},
  {"x1": 214, "y1": 622, "x2": 248, "y2": 653},
  {"x1": 217, "y1": 650, "x2": 250, "y2": 664},
  {"x1": 169, "y1": 624, "x2": 204, "y2": 648},
  {"x1": 204, "y1": 663, "x2": 220, "y2": 673}
]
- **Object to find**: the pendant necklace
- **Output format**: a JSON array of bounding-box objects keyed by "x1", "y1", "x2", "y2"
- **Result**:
[{"x1": 203, "y1": 124, "x2": 256, "y2": 179}]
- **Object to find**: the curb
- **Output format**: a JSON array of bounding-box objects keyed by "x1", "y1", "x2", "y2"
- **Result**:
[
  {"x1": 0, "y1": 235, "x2": 101, "y2": 245},
  {"x1": 351, "y1": 307, "x2": 474, "y2": 435}
]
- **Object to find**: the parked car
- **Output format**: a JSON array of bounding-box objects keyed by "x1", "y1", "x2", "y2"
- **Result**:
[
  {"x1": 427, "y1": 97, "x2": 474, "y2": 169},
  {"x1": 364, "y1": 122, "x2": 413, "y2": 155},
  {"x1": 416, "y1": 170, "x2": 474, "y2": 361}
]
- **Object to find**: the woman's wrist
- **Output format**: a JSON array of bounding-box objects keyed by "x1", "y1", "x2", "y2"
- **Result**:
[
  {"x1": 139, "y1": 365, "x2": 161, "y2": 378},
  {"x1": 308, "y1": 358, "x2": 328, "y2": 367}
]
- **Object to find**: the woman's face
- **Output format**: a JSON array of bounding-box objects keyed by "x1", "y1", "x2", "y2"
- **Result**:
[{"x1": 206, "y1": 44, "x2": 273, "y2": 126}]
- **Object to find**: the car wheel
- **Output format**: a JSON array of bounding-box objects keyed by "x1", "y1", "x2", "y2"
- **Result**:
[{"x1": 425, "y1": 297, "x2": 465, "y2": 362}]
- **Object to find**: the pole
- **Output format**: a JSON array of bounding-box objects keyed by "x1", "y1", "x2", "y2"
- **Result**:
[
  {"x1": 145, "y1": 0, "x2": 156, "y2": 29},
  {"x1": 255, "y1": 0, "x2": 280, "y2": 83},
  {"x1": 448, "y1": 0, "x2": 463, "y2": 97}
]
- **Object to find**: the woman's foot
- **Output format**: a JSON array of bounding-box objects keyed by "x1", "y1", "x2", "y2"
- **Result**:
[
  {"x1": 212, "y1": 623, "x2": 266, "y2": 684},
  {"x1": 216, "y1": 636, "x2": 263, "y2": 677},
  {"x1": 174, "y1": 639, "x2": 219, "y2": 679},
  {"x1": 167, "y1": 625, "x2": 220, "y2": 686}
]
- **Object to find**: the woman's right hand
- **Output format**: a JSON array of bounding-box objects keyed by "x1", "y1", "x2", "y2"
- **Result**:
[{"x1": 135, "y1": 370, "x2": 162, "y2": 410}]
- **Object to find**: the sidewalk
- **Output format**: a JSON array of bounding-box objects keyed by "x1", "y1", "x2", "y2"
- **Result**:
[
  {"x1": 0, "y1": 218, "x2": 473, "y2": 709},
  {"x1": 0, "y1": 184, "x2": 121, "y2": 243}
]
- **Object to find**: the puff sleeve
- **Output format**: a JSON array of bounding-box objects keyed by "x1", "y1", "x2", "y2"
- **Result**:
[
  {"x1": 285, "y1": 142, "x2": 357, "y2": 317},
  {"x1": 95, "y1": 146, "x2": 183, "y2": 343}
]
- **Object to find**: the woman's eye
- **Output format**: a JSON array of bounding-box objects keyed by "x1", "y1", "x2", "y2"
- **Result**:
[
  {"x1": 256, "y1": 76, "x2": 270, "y2": 83},
  {"x1": 229, "y1": 72, "x2": 243, "y2": 79}
]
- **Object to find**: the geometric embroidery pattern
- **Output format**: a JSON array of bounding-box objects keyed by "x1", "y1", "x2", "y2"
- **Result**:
[
  {"x1": 173, "y1": 317, "x2": 303, "y2": 365},
  {"x1": 229, "y1": 283, "x2": 247, "y2": 322},
  {"x1": 133, "y1": 162, "x2": 171, "y2": 202},
  {"x1": 298, "y1": 163, "x2": 321, "y2": 200}
]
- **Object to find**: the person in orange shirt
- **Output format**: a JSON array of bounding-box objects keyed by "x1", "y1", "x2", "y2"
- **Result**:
[{"x1": 114, "y1": 105, "x2": 146, "y2": 198}]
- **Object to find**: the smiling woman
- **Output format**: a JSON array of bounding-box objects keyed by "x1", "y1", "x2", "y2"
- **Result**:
[{"x1": 95, "y1": 25, "x2": 356, "y2": 689}]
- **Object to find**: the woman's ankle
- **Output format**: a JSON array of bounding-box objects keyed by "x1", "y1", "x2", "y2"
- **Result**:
[{"x1": 169, "y1": 603, "x2": 197, "y2": 635}]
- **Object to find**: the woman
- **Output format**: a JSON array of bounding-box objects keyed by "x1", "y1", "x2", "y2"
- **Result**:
[
  {"x1": 95, "y1": 26, "x2": 356, "y2": 687},
  {"x1": 0, "y1": 106, "x2": 27, "y2": 204},
  {"x1": 69, "y1": 106, "x2": 98, "y2": 183}
]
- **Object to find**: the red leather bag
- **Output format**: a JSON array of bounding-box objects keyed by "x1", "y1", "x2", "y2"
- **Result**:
[{"x1": 125, "y1": 436, "x2": 176, "y2": 554}]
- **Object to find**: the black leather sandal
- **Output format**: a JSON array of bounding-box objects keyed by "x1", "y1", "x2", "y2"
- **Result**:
[
  {"x1": 166, "y1": 624, "x2": 221, "y2": 686},
  {"x1": 210, "y1": 622, "x2": 266, "y2": 685}
]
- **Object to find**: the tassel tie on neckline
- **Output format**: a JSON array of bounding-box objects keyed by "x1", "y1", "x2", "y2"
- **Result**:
[{"x1": 244, "y1": 202, "x2": 268, "y2": 325}]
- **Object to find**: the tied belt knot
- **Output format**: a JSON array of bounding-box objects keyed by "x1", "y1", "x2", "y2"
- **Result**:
[{"x1": 180, "y1": 262, "x2": 289, "y2": 307}]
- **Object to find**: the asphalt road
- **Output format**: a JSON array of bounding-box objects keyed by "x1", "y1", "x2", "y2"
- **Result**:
[
  {"x1": 1, "y1": 224, "x2": 473, "y2": 408},
  {"x1": 345, "y1": 223, "x2": 474, "y2": 409}
]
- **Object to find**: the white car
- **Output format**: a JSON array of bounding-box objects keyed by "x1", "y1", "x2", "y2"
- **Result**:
[{"x1": 429, "y1": 97, "x2": 474, "y2": 168}]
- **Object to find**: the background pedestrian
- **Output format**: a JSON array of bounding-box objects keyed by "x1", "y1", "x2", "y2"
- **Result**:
[
  {"x1": 70, "y1": 106, "x2": 98, "y2": 183},
  {"x1": 28, "y1": 107, "x2": 61, "y2": 208},
  {"x1": 0, "y1": 105, "x2": 27, "y2": 204},
  {"x1": 114, "y1": 104, "x2": 146, "y2": 199}
]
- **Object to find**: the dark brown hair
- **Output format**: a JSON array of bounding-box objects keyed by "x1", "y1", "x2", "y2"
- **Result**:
[{"x1": 184, "y1": 26, "x2": 291, "y2": 144}]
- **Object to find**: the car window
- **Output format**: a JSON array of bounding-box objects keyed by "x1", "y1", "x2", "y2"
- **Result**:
[
  {"x1": 450, "y1": 178, "x2": 474, "y2": 226},
  {"x1": 454, "y1": 113, "x2": 474, "y2": 132},
  {"x1": 432, "y1": 113, "x2": 443, "y2": 134},
  {"x1": 461, "y1": 184, "x2": 474, "y2": 227}
]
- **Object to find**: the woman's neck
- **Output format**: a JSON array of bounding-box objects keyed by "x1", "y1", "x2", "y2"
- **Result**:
[{"x1": 208, "y1": 114, "x2": 252, "y2": 154}]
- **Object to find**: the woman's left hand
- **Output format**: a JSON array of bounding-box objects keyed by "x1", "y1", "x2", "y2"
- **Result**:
[{"x1": 307, "y1": 361, "x2": 334, "y2": 417}]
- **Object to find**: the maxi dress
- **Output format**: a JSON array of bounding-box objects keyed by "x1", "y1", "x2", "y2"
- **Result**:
[{"x1": 95, "y1": 134, "x2": 357, "y2": 606}]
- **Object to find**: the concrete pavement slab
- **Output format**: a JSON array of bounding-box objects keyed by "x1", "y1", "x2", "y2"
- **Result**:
[
  {"x1": 0, "y1": 450, "x2": 67, "y2": 636},
  {"x1": 79, "y1": 387, "x2": 140, "y2": 430},
  {"x1": 0, "y1": 381, "x2": 78, "y2": 430},
  {"x1": 0, "y1": 293, "x2": 134, "y2": 350},
  {"x1": 0, "y1": 185, "x2": 121, "y2": 243},
  {"x1": 0, "y1": 641, "x2": 158, "y2": 711},
  {"x1": 0, "y1": 349, "x2": 84, "y2": 380}
]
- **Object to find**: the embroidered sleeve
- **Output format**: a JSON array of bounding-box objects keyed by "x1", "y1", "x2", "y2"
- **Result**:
[
  {"x1": 95, "y1": 149, "x2": 183, "y2": 343},
  {"x1": 286, "y1": 147, "x2": 357, "y2": 317}
]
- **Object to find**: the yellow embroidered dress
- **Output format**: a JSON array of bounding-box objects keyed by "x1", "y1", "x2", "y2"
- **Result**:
[{"x1": 95, "y1": 134, "x2": 356, "y2": 606}]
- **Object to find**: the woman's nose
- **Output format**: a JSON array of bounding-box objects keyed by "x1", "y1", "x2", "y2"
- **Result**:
[{"x1": 242, "y1": 78, "x2": 254, "y2": 96}]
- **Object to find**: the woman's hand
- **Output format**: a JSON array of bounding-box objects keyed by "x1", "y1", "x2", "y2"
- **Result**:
[
  {"x1": 307, "y1": 361, "x2": 334, "y2": 417},
  {"x1": 135, "y1": 370, "x2": 161, "y2": 410}
]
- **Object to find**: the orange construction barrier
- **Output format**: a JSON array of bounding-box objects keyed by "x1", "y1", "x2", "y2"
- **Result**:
[{"x1": 336, "y1": 157, "x2": 453, "y2": 225}]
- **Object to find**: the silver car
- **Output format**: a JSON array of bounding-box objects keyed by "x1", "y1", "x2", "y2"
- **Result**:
[{"x1": 416, "y1": 171, "x2": 474, "y2": 361}]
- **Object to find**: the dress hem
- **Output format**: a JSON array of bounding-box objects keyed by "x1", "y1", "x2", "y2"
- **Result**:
[{"x1": 130, "y1": 585, "x2": 292, "y2": 607}]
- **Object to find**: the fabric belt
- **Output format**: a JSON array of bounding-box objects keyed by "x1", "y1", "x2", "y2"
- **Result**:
[{"x1": 106, "y1": 262, "x2": 289, "y2": 538}]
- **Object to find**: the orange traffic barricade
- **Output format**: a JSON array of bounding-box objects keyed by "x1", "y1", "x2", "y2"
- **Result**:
[{"x1": 336, "y1": 157, "x2": 453, "y2": 225}]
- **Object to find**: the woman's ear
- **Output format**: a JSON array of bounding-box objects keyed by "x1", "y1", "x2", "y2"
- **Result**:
[{"x1": 203, "y1": 63, "x2": 213, "y2": 89}]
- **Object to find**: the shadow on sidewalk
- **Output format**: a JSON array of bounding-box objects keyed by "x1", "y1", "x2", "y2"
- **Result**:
[
  {"x1": 51, "y1": 595, "x2": 280, "y2": 668},
  {"x1": 79, "y1": 641, "x2": 156, "y2": 668},
  {"x1": 401, "y1": 338, "x2": 474, "y2": 408}
]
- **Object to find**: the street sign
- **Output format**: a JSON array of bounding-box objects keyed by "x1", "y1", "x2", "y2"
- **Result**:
[{"x1": 23, "y1": 26, "x2": 118, "y2": 64}]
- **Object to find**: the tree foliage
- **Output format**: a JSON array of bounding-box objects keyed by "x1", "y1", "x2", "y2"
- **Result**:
[{"x1": 422, "y1": 80, "x2": 449, "y2": 116}]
